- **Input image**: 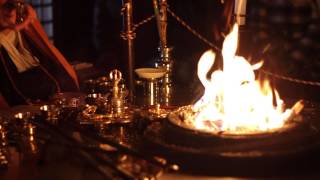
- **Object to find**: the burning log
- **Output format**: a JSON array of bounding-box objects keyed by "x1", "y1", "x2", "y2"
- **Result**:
[{"x1": 287, "y1": 100, "x2": 304, "y2": 122}]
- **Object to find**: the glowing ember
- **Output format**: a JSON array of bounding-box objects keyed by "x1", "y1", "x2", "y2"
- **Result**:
[{"x1": 188, "y1": 24, "x2": 303, "y2": 134}]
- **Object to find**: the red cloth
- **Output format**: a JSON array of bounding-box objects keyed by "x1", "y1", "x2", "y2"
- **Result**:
[
  {"x1": 0, "y1": 18, "x2": 80, "y2": 107},
  {"x1": 0, "y1": 94, "x2": 9, "y2": 109},
  {"x1": 22, "y1": 19, "x2": 79, "y2": 88}
]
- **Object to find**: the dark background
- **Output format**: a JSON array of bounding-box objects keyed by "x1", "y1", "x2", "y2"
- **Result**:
[
  {"x1": 51, "y1": 0, "x2": 228, "y2": 90},
  {"x1": 53, "y1": 0, "x2": 96, "y2": 62},
  {"x1": 50, "y1": 0, "x2": 320, "y2": 101}
]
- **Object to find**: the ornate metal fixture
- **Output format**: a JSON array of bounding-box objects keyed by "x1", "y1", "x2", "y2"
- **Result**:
[{"x1": 80, "y1": 69, "x2": 133, "y2": 125}]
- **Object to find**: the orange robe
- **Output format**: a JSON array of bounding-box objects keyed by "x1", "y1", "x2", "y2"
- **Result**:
[
  {"x1": 0, "y1": 19, "x2": 79, "y2": 108},
  {"x1": 23, "y1": 19, "x2": 79, "y2": 88}
]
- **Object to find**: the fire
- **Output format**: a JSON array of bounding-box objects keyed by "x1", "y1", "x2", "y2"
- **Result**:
[{"x1": 191, "y1": 24, "x2": 303, "y2": 134}]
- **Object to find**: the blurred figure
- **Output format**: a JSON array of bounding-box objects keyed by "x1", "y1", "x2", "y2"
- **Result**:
[
  {"x1": 241, "y1": 0, "x2": 320, "y2": 100},
  {"x1": 245, "y1": 0, "x2": 320, "y2": 79},
  {"x1": 0, "y1": 0, "x2": 79, "y2": 108}
]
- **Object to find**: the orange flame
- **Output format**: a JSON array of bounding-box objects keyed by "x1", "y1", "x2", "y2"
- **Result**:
[{"x1": 193, "y1": 24, "x2": 294, "y2": 133}]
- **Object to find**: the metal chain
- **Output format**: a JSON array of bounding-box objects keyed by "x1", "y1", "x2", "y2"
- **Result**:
[
  {"x1": 167, "y1": 7, "x2": 221, "y2": 52},
  {"x1": 121, "y1": 15, "x2": 155, "y2": 40},
  {"x1": 132, "y1": 15, "x2": 155, "y2": 31},
  {"x1": 120, "y1": 31, "x2": 136, "y2": 40},
  {"x1": 123, "y1": 5, "x2": 320, "y2": 87},
  {"x1": 260, "y1": 69, "x2": 320, "y2": 87},
  {"x1": 120, "y1": 3, "x2": 136, "y2": 40},
  {"x1": 166, "y1": 7, "x2": 320, "y2": 87}
]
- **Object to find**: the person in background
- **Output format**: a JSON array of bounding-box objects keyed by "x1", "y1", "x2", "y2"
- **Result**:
[
  {"x1": 0, "y1": 0, "x2": 79, "y2": 108},
  {"x1": 240, "y1": 0, "x2": 320, "y2": 100},
  {"x1": 245, "y1": 0, "x2": 320, "y2": 78}
]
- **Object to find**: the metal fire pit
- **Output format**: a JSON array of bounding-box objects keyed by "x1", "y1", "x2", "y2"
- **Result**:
[
  {"x1": 142, "y1": 100, "x2": 320, "y2": 176},
  {"x1": 166, "y1": 105, "x2": 301, "y2": 144}
]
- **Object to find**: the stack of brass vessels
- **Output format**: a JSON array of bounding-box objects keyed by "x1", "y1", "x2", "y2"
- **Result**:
[{"x1": 80, "y1": 69, "x2": 133, "y2": 125}]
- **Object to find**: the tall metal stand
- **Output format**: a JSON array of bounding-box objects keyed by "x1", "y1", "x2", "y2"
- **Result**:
[
  {"x1": 121, "y1": 0, "x2": 135, "y2": 103},
  {"x1": 153, "y1": 0, "x2": 168, "y2": 49},
  {"x1": 153, "y1": 0, "x2": 174, "y2": 106}
]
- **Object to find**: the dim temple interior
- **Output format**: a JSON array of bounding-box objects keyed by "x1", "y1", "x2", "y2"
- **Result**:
[{"x1": 1, "y1": 0, "x2": 320, "y2": 179}]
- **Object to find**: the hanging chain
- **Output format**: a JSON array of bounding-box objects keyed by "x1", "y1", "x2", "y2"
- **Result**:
[
  {"x1": 120, "y1": 14, "x2": 154, "y2": 39},
  {"x1": 121, "y1": 4, "x2": 320, "y2": 87},
  {"x1": 260, "y1": 69, "x2": 320, "y2": 87},
  {"x1": 120, "y1": 3, "x2": 136, "y2": 40},
  {"x1": 120, "y1": 31, "x2": 136, "y2": 40},
  {"x1": 166, "y1": 7, "x2": 320, "y2": 87},
  {"x1": 132, "y1": 15, "x2": 155, "y2": 31},
  {"x1": 166, "y1": 7, "x2": 221, "y2": 52}
]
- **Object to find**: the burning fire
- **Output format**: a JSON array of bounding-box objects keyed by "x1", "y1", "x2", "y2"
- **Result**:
[{"x1": 190, "y1": 24, "x2": 303, "y2": 134}]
